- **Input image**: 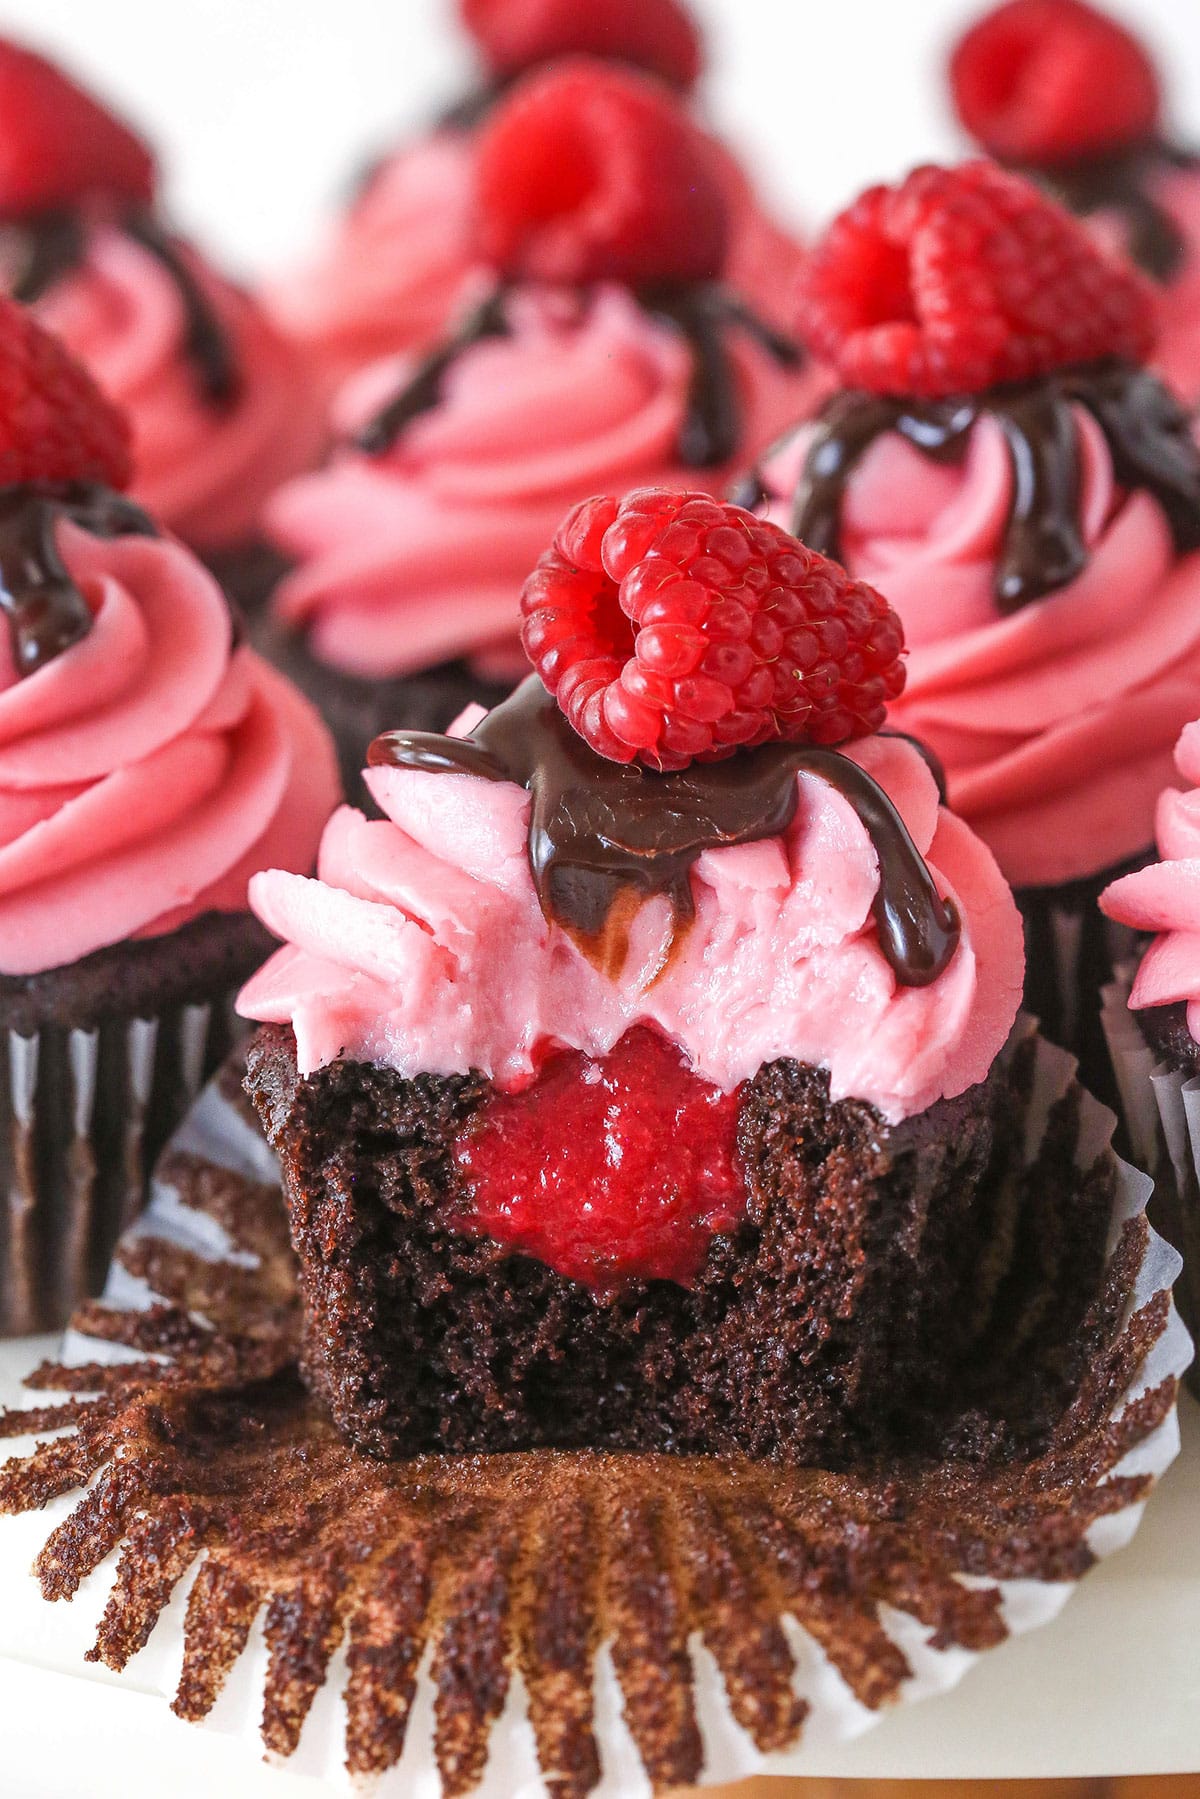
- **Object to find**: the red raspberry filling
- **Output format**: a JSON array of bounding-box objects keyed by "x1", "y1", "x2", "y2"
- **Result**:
[{"x1": 450, "y1": 1027, "x2": 746, "y2": 1291}]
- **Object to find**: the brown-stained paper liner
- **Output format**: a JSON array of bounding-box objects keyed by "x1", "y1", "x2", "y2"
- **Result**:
[
  {"x1": 0, "y1": 999, "x2": 225, "y2": 1337},
  {"x1": 0, "y1": 1021, "x2": 1190, "y2": 1799},
  {"x1": 1102, "y1": 965, "x2": 1200, "y2": 1398}
]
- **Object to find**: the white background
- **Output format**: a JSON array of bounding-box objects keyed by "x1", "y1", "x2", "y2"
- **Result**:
[{"x1": 2, "y1": 0, "x2": 1199, "y2": 276}]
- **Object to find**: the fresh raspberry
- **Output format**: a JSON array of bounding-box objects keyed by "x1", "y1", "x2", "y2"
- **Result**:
[
  {"x1": 0, "y1": 295, "x2": 132, "y2": 489},
  {"x1": 797, "y1": 160, "x2": 1157, "y2": 398},
  {"x1": 451, "y1": 1027, "x2": 745, "y2": 1292},
  {"x1": 0, "y1": 39, "x2": 155, "y2": 219},
  {"x1": 474, "y1": 60, "x2": 728, "y2": 287},
  {"x1": 950, "y1": 0, "x2": 1160, "y2": 165},
  {"x1": 521, "y1": 489, "x2": 906, "y2": 770},
  {"x1": 461, "y1": 0, "x2": 703, "y2": 91}
]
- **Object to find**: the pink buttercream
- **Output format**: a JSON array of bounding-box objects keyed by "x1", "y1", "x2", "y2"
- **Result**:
[
  {"x1": 1084, "y1": 166, "x2": 1200, "y2": 406},
  {"x1": 238, "y1": 725, "x2": 1024, "y2": 1124},
  {"x1": 759, "y1": 406, "x2": 1200, "y2": 889},
  {"x1": 24, "y1": 225, "x2": 326, "y2": 552},
  {"x1": 0, "y1": 520, "x2": 340, "y2": 976},
  {"x1": 1101, "y1": 718, "x2": 1200, "y2": 1044},
  {"x1": 266, "y1": 127, "x2": 807, "y2": 392},
  {"x1": 268, "y1": 285, "x2": 823, "y2": 679}
]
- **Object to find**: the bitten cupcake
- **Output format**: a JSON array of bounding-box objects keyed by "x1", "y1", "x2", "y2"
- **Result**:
[
  {"x1": 1100, "y1": 726, "x2": 1200, "y2": 1393},
  {"x1": 242, "y1": 488, "x2": 1025, "y2": 1463},
  {"x1": 0, "y1": 36, "x2": 326, "y2": 604},
  {"x1": 267, "y1": 0, "x2": 805, "y2": 390},
  {"x1": 0, "y1": 299, "x2": 340, "y2": 1335},
  {"x1": 261, "y1": 60, "x2": 821, "y2": 795},
  {"x1": 744, "y1": 160, "x2": 1200, "y2": 1069},
  {"x1": 949, "y1": 0, "x2": 1200, "y2": 404}
]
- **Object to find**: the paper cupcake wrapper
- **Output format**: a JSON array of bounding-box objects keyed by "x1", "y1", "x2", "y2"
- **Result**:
[
  {"x1": 0, "y1": 1022, "x2": 1190, "y2": 1798},
  {"x1": 0, "y1": 996, "x2": 240, "y2": 1337},
  {"x1": 1018, "y1": 881, "x2": 1138, "y2": 1098},
  {"x1": 1102, "y1": 964, "x2": 1200, "y2": 1398}
]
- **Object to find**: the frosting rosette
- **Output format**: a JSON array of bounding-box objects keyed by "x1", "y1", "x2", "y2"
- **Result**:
[
  {"x1": 265, "y1": 134, "x2": 482, "y2": 391},
  {"x1": 1101, "y1": 718, "x2": 1200, "y2": 1042},
  {"x1": 239, "y1": 725, "x2": 1024, "y2": 1124},
  {"x1": 758, "y1": 409, "x2": 1200, "y2": 889},
  {"x1": 0, "y1": 520, "x2": 339, "y2": 976},
  {"x1": 267, "y1": 285, "x2": 819, "y2": 679},
  {"x1": 27, "y1": 224, "x2": 326, "y2": 552}
]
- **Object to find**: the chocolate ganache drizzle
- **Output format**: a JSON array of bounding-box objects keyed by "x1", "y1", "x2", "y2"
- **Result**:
[
  {"x1": 0, "y1": 206, "x2": 240, "y2": 406},
  {"x1": 368, "y1": 675, "x2": 960, "y2": 987},
  {"x1": 762, "y1": 359, "x2": 1200, "y2": 614},
  {"x1": 1019, "y1": 142, "x2": 1199, "y2": 285},
  {"x1": 0, "y1": 482, "x2": 157, "y2": 677},
  {"x1": 356, "y1": 283, "x2": 803, "y2": 468}
]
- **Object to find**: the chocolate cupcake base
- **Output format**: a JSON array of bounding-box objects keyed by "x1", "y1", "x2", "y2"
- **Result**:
[
  {"x1": 249, "y1": 612, "x2": 512, "y2": 806},
  {"x1": 245, "y1": 1024, "x2": 1107, "y2": 1467},
  {"x1": 0, "y1": 1024, "x2": 1184, "y2": 1797},
  {"x1": 0, "y1": 911, "x2": 272, "y2": 1334}
]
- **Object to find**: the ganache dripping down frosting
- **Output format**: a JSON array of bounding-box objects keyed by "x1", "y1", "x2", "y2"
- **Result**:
[
  {"x1": 1016, "y1": 141, "x2": 1199, "y2": 284},
  {"x1": 761, "y1": 358, "x2": 1200, "y2": 613},
  {"x1": 0, "y1": 481, "x2": 157, "y2": 677},
  {"x1": 356, "y1": 283, "x2": 804, "y2": 470},
  {"x1": 368, "y1": 675, "x2": 960, "y2": 987}
]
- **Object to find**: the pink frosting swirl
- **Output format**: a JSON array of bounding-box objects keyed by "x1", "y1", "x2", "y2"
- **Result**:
[
  {"x1": 266, "y1": 134, "x2": 482, "y2": 390},
  {"x1": 27, "y1": 225, "x2": 326, "y2": 552},
  {"x1": 268, "y1": 285, "x2": 823, "y2": 679},
  {"x1": 1101, "y1": 719, "x2": 1200, "y2": 1043},
  {"x1": 1086, "y1": 166, "x2": 1200, "y2": 405},
  {"x1": 759, "y1": 408, "x2": 1200, "y2": 889},
  {"x1": 0, "y1": 520, "x2": 340, "y2": 977},
  {"x1": 267, "y1": 128, "x2": 807, "y2": 392},
  {"x1": 238, "y1": 724, "x2": 1024, "y2": 1123}
]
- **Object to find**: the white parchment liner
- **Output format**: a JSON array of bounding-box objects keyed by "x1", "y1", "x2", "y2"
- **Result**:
[{"x1": 0, "y1": 1021, "x2": 1191, "y2": 1797}]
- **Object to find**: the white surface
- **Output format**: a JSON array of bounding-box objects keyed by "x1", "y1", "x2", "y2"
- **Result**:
[
  {"x1": 1, "y1": 0, "x2": 1199, "y2": 274},
  {"x1": 0, "y1": 1331, "x2": 1196, "y2": 1793}
]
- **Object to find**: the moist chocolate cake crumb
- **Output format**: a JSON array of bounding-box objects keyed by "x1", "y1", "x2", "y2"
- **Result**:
[
  {"x1": 244, "y1": 1024, "x2": 1073, "y2": 1465},
  {"x1": 1135, "y1": 997, "x2": 1200, "y2": 1075}
]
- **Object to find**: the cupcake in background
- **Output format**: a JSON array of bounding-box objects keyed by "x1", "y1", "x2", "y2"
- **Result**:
[
  {"x1": 742, "y1": 159, "x2": 1200, "y2": 1073},
  {"x1": 242, "y1": 488, "x2": 1025, "y2": 1463},
  {"x1": 1101, "y1": 727, "x2": 1200, "y2": 1395},
  {"x1": 949, "y1": 0, "x2": 1200, "y2": 404},
  {"x1": 0, "y1": 298, "x2": 339, "y2": 1335},
  {"x1": 0, "y1": 37, "x2": 326, "y2": 605},
  {"x1": 261, "y1": 60, "x2": 823, "y2": 796},
  {"x1": 266, "y1": 0, "x2": 805, "y2": 393}
]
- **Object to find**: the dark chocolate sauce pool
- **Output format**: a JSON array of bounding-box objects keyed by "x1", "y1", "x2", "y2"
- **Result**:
[
  {"x1": 0, "y1": 483, "x2": 157, "y2": 678},
  {"x1": 1, "y1": 207, "x2": 240, "y2": 406},
  {"x1": 775, "y1": 359, "x2": 1200, "y2": 612},
  {"x1": 368, "y1": 676, "x2": 959, "y2": 988},
  {"x1": 356, "y1": 282, "x2": 803, "y2": 469}
]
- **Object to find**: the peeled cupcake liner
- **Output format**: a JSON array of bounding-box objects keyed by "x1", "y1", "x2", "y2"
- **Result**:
[
  {"x1": 1017, "y1": 869, "x2": 1142, "y2": 1102},
  {"x1": 0, "y1": 1018, "x2": 1189, "y2": 1798},
  {"x1": 1102, "y1": 962, "x2": 1200, "y2": 1398},
  {"x1": 0, "y1": 993, "x2": 242, "y2": 1337}
]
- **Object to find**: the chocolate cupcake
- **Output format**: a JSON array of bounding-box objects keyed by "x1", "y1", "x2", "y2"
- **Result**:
[
  {"x1": 949, "y1": 0, "x2": 1200, "y2": 405},
  {"x1": 241, "y1": 489, "x2": 1025, "y2": 1462},
  {"x1": 1100, "y1": 720, "x2": 1200, "y2": 1394},
  {"x1": 0, "y1": 299, "x2": 340, "y2": 1332},
  {"x1": 257, "y1": 60, "x2": 822, "y2": 800},
  {"x1": 743, "y1": 159, "x2": 1200, "y2": 1082},
  {"x1": 0, "y1": 36, "x2": 325, "y2": 610}
]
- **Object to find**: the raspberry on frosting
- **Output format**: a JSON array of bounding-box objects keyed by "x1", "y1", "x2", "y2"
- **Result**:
[
  {"x1": 475, "y1": 59, "x2": 729, "y2": 286},
  {"x1": 461, "y1": 0, "x2": 703, "y2": 90},
  {"x1": 950, "y1": 0, "x2": 1160, "y2": 166},
  {"x1": 797, "y1": 160, "x2": 1157, "y2": 397},
  {"x1": 521, "y1": 488, "x2": 906, "y2": 769},
  {"x1": 0, "y1": 37, "x2": 155, "y2": 218},
  {"x1": 0, "y1": 291, "x2": 131, "y2": 489}
]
